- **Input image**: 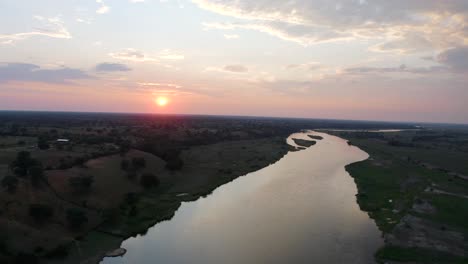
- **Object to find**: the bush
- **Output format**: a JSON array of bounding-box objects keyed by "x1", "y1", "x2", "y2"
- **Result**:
[
  {"x1": 66, "y1": 208, "x2": 88, "y2": 229},
  {"x1": 165, "y1": 157, "x2": 184, "y2": 171},
  {"x1": 37, "y1": 137, "x2": 50, "y2": 150},
  {"x1": 140, "y1": 173, "x2": 160, "y2": 189},
  {"x1": 1, "y1": 175, "x2": 18, "y2": 193},
  {"x1": 29, "y1": 204, "x2": 54, "y2": 223},
  {"x1": 29, "y1": 164, "x2": 44, "y2": 187},
  {"x1": 68, "y1": 175, "x2": 94, "y2": 194},
  {"x1": 120, "y1": 159, "x2": 130, "y2": 171},
  {"x1": 127, "y1": 170, "x2": 137, "y2": 180},
  {"x1": 14, "y1": 253, "x2": 38, "y2": 264},
  {"x1": 44, "y1": 244, "x2": 69, "y2": 259},
  {"x1": 132, "y1": 157, "x2": 146, "y2": 170}
]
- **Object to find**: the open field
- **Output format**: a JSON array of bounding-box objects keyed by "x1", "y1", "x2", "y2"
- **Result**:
[{"x1": 336, "y1": 129, "x2": 468, "y2": 263}]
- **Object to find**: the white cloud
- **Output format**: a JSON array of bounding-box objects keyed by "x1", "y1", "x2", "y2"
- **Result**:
[
  {"x1": 138, "y1": 82, "x2": 182, "y2": 89},
  {"x1": 96, "y1": 0, "x2": 110, "y2": 14},
  {"x1": 194, "y1": 0, "x2": 468, "y2": 52},
  {"x1": 109, "y1": 48, "x2": 185, "y2": 62},
  {"x1": 109, "y1": 49, "x2": 158, "y2": 62},
  {"x1": 0, "y1": 16, "x2": 71, "y2": 45},
  {"x1": 158, "y1": 49, "x2": 185, "y2": 60},
  {"x1": 224, "y1": 34, "x2": 239, "y2": 39},
  {"x1": 205, "y1": 64, "x2": 248, "y2": 74}
]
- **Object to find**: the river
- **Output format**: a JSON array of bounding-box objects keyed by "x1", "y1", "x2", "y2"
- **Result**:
[{"x1": 101, "y1": 131, "x2": 383, "y2": 264}]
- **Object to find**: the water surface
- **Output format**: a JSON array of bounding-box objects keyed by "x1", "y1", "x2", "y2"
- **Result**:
[{"x1": 102, "y1": 131, "x2": 383, "y2": 264}]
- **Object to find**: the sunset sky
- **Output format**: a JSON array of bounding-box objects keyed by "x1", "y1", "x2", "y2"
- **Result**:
[{"x1": 1, "y1": 0, "x2": 468, "y2": 123}]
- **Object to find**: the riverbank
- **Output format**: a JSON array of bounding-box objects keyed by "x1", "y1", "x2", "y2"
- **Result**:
[
  {"x1": 338, "y1": 129, "x2": 468, "y2": 263},
  {"x1": 57, "y1": 136, "x2": 291, "y2": 264}
]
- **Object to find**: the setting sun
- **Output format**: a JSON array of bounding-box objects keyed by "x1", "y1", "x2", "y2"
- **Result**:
[{"x1": 155, "y1": 97, "x2": 169, "y2": 107}]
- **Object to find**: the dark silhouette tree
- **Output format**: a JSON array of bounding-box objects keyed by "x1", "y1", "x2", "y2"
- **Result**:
[
  {"x1": 29, "y1": 164, "x2": 45, "y2": 187},
  {"x1": 132, "y1": 157, "x2": 146, "y2": 170},
  {"x1": 68, "y1": 175, "x2": 94, "y2": 194},
  {"x1": 140, "y1": 173, "x2": 160, "y2": 189},
  {"x1": 2, "y1": 175, "x2": 19, "y2": 193},
  {"x1": 66, "y1": 208, "x2": 88, "y2": 229},
  {"x1": 120, "y1": 159, "x2": 129, "y2": 171},
  {"x1": 29, "y1": 204, "x2": 54, "y2": 223}
]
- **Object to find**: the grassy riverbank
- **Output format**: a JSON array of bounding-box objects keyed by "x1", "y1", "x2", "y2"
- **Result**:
[
  {"x1": 46, "y1": 137, "x2": 290, "y2": 264},
  {"x1": 338, "y1": 129, "x2": 468, "y2": 263}
]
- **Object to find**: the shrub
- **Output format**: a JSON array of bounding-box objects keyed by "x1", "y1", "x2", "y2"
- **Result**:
[
  {"x1": 165, "y1": 157, "x2": 184, "y2": 171},
  {"x1": 127, "y1": 171, "x2": 137, "y2": 180},
  {"x1": 140, "y1": 173, "x2": 160, "y2": 189},
  {"x1": 132, "y1": 157, "x2": 146, "y2": 169},
  {"x1": 29, "y1": 164, "x2": 44, "y2": 187},
  {"x1": 66, "y1": 208, "x2": 88, "y2": 229},
  {"x1": 29, "y1": 204, "x2": 54, "y2": 223},
  {"x1": 68, "y1": 175, "x2": 94, "y2": 194},
  {"x1": 1, "y1": 175, "x2": 18, "y2": 193},
  {"x1": 120, "y1": 159, "x2": 130, "y2": 171},
  {"x1": 44, "y1": 244, "x2": 69, "y2": 259}
]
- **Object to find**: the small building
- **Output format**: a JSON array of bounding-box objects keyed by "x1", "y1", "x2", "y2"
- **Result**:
[{"x1": 56, "y1": 139, "x2": 70, "y2": 143}]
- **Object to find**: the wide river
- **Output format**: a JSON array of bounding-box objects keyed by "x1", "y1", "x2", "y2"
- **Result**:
[{"x1": 102, "y1": 131, "x2": 383, "y2": 264}]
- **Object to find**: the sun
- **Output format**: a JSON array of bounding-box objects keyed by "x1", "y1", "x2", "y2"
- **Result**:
[{"x1": 155, "y1": 96, "x2": 169, "y2": 107}]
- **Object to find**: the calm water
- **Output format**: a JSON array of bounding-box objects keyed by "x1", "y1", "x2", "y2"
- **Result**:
[{"x1": 102, "y1": 131, "x2": 383, "y2": 264}]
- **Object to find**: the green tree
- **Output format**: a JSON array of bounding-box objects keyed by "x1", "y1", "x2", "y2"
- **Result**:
[
  {"x1": 120, "y1": 159, "x2": 129, "y2": 171},
  {"x1": 140, "y1": 173, "x2": 160, "y2": 189},
  {"x1": 1, "y1": 175, "x2": 19, "y2": 193},
  {"x1": 29, "y1": 204, "x2": 54, "y2": 223},
  {"x1": 37, "y1": 137, "x2": 50, "y2": 150},
  {"x1": 29, "y1": 164, "x2": 44, "y2": 187},
  {"x1": 68, "y1": 175, "x2": 94, "y2": 194},
  {"x1": 132, "y1": 157, "x2": 146, "y2": 170},
  {"x1": 66, "y1": 208, "x2": 88, "y2": 229}
]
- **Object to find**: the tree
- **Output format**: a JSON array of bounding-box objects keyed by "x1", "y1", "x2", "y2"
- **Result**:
[
  {"x1": 37, "y1": 137, "x2": 50, "y2": 150},
  {"x1": 126, "y1": 171, "x2": 137, "y2": 180},
  {"x1": 132, "y1": 157, "x2": 146, "y2": 170},
  {"x1": 29, "y1": 204, "x2": 53, "y2": 223},
  {"x1": 12, "y1": 151, "x2": 34, "y2": 170},
  {"x1": 66, "y1": 208, "x2": 88, "y2": 229},
  {"x1": 120, "y1": 159, "x2": 129, "y2": 171},
  {"x1": 165, "y1": 157, "x2": 184, "y2": 171},
  {"x1": 140, "y1": 173, "x2": 160, "y2": 189},
  {"x1": 2, "y1": 175, "x2": 18, "y2": 193},
  {"x1": 29, "y1": 164, "x2": 44, "y2": 187},
  {"x1": 69, "y1": 175, "x2": 94, "y2": 194}
]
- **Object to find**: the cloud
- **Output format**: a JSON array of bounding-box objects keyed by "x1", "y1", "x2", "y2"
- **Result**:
[
  {"x1": 194, "y1": 0, "x2": 468, "y2": 52},
  {"x1": 96, "y1": 0, "x2": 110, "y2": 14},
  {"x1": 158, "y1": 49, "x2": 185, "y2": 60},
  {"x1": 436, "y1": 46, "x2": 468, "y2": 72},
  {"x1": 202, "y1": 21, "x2": 351, "y2": 46},
  {"x1": 0, "y1": 63, "x2": 92, "y2": 84},
  {"x1": 343, "y1": 64, "x2": 449, "y2": 75},
  {"x1": 138, "y1": 82, "x2": 182, "y2": 89},
  {"x1": 224, "y1": 34, "x2": 239, "y2": 39},
  {"x1": 136, "y1": 82, "x2": 201, "y2": 96},
  {"x1": 109, "y1": 49, "x2": 158, "y2": 62},
  {"x1": 286, "y1": 62, "x2": 323, "y2": 71},
  {"x1": 223, "y1": 64, "x2": 248, "y2": 73},
  {"x1": 95, "y1": 63, "x2": 132, "y2": 72},
  {"x1": 0, "y1": 16, "x2": 71, "y2": 44},
  {"x1": 109, "y1": 48, "x2": 185, "y2": 62}
]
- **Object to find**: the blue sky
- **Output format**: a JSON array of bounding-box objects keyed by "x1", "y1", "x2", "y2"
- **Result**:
[{"x1": 1, "y1": 0, "x2": 468, "y2": 123}]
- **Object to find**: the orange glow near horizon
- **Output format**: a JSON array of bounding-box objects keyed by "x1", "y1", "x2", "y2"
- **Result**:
[{"x1": 155, "y1": 96, "x2": 169, "y2": 107}]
